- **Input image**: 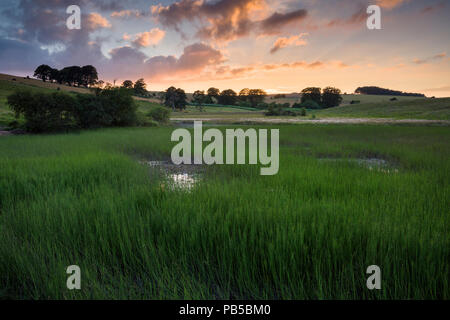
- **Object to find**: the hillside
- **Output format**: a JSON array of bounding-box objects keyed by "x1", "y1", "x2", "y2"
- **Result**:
[{"x1": 315, "y1": 98, "x2": 450, "y2": 120}]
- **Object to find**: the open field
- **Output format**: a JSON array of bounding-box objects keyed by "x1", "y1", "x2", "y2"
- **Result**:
[
  {"x1": 266, "y1": 93, "x2": 424, "y2": 105},
  {"x1": 315, "y1": 98, "x2": 450, "y2": 120},
  {"x1": 0, "y1": 125, "x2": 449, "y2": 299}
]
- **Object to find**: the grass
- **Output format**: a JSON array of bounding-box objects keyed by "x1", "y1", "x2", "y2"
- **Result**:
[
  {"x1": 266, "y1": 93, "x2": 423, "y2": 105},
  {"x1": 315, "y1": 98, "x2": 450, "y2": 120},
  {"x1": 0, "y1": 124, "x2": 448, "y2": 299}
]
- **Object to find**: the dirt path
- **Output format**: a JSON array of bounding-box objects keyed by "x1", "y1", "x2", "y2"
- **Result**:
[{"x1": 171, "y1": 117, "x2": 450, "y2": 125}]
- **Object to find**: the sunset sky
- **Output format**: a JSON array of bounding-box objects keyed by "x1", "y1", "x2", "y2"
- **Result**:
[{"x1": 0, "y1": 0, "x2": 449, "y2": 96}]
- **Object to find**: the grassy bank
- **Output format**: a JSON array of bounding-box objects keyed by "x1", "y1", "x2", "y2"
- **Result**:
[
  {"x1": 0, "y1": 124, "x2": 448, "y2": 299},
  {"x1": 315, "y1": 98, "x2": 450, "y2": 120}
]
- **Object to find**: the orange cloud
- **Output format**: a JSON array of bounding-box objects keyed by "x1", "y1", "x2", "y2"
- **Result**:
[
  {"x1": 86, "y1": 13, "x2": 111, "y2": 30},
  {"x1": 376, "y1": 0, "x2": 409, "y2": 10},
  {"x1": 111, "y1": 10, "x2": 143, "y2": 18},
  {"x1": 270, "y1": 33, "x2": 308, "y2": 54},
  {"x1": 131, "y1": 29, "x2": 166, "y2": 48}
]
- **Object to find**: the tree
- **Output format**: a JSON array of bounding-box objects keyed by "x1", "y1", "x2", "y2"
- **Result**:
[
  {"x1": 301, "y1": 87, "x2": 322, "y2": 105},
  {"x1": 239, "y1": 88, "x2": 250, "y2": 102},
  {"x1": 218, "y1": 89, "x2": 237, "y2": 105},
  {"x1": 192, "y1": 90, "x2": 207, "y2": 112},
  {"x1": 59, "y1": 66, "x2": 82, "y2": 86},
  {"x1": 164, "y1": 87, "x2": 187, "y2": 111},
  {"x1": 322, "y1": 87, "x2": 343, "y2": 108},
  {"x1": 122, "y1": 80, "x2": 134, "y2": 89},
  {"x1": 49, "y1": 68, "x2": 60, "y2": 83},
  {"x1": 81, "y1": 65, "x2": 98, "y2": 87},
  {"x1": 247, "y1": 89, "x2": 267, "y2": 107},
  {"x1": 207, "y1": 87, "x2": 220, "y2": 103},
  {"x1": 134, "y1": 78, "x2": 147, "y2": 96},
  {"x1": 34, "y1": 65, "x2": 52, "y2": 82}
]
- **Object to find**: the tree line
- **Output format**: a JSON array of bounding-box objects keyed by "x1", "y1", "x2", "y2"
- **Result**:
[
  {"x1": 355, "y1": 86, "x2": 425, "y2": 97},
  {"x1": 165, "y1": 86, "x2": 343, "y2": 111},
  {"x1": 34, "y1": 64, "x2": 98, "y2": 87}
]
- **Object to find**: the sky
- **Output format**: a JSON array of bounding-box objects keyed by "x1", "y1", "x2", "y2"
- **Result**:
[{"x1": 0, "y1": 0, "x2": 449, "y2": 96}]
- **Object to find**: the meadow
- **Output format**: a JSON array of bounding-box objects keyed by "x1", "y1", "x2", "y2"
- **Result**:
[{"x1": 0, "y1": 124, "x2": 448, "y2": 299}]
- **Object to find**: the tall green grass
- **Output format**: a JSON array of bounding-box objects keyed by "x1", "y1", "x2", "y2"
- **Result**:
[{"x1": 0, "y1": 125, "x2": 448, "y2": 299}]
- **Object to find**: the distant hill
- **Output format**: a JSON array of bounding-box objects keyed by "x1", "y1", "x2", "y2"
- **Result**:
[
  {"x1": 355, "y1": 86, "x2": 425, "y2": 97},
  {"x1": 315, "y1": 97, "x2": 450, "y2": 120}
]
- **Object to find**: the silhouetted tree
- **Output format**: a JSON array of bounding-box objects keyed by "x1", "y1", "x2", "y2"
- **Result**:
[
  {"x1": 122, "y1": 80, "x2": 134, "y2": 89},
  {"x1": 134, "y1": 78, "x2": 147, "y2": 96},
  {"x1": 193, "y1": 90, "x2": 207, "y2": 112},
  {"x1": 207, "y1": 87, "x2": 220, "y2": 103},
  {"x1": 247, "y1": 89, "x2": 267, "y2": 107},
  {"x1": 301, "y1": 87, "x2": 322, "y2": 105},
  {"x1": 239, "y1": 88, "x2": 250, "y2": 102},
  {"x1": 218, "y1": 89, "x2": 237, "y2": 105},
  {"x1": 164, "y1": 87, "x2": 187, "y2": 111},
  {"x1": 81, "y1": 65, "x2": 98, "y2": 87},
  {"x1": 34, "y1": 65, "x2": 52, "y2": 82},
  {"x1": 322, "y1": 87, "x2": 343, "y2": 108},
  {"x1": 355, "y1": 86, "x2": 425, "y2": 97}
]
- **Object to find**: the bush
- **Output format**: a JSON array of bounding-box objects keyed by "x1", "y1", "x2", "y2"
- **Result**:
[
  {"x1": 7, "y1": 87, "x2": 138, "y2": 133},
  {"x1": 292, "y1": 100, "x2": 321, "y2": 109},
  {"x1": 148, "y1": 106, "x2": 170, "y2": 123},
  {"x1": 8, "y1": 91, "x2": 77, "y2": 133},
  {"x1": 300, "y1": 108, "x2": 307, "y2": 117},
  {"x1": 256, "y1": 102, "x2": 269, "y2": 109}
]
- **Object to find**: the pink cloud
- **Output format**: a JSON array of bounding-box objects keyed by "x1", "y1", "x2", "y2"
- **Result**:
[
  {"x1": 86, "y1": 13, "x2": 111, "y2": 30},
  {"x1": 270, "y1": 33, "x2": 308, "y2": 54},
  {"x1": 131, "y1": 29, "x2": 166, "y2": 48}
]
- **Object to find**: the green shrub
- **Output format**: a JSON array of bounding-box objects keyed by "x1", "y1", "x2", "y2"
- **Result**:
[
  {"x1": 97, "y1": 87, "x2": 137, "y2": 126},
  {"x1": 7, "y1": 87, "x2": 138, "y2": 133},
  {"x1": 300, "y1": 108, "x2": 307, "y2": 117},
  {"x1": 148, "y1": 106, "x2": 170, "y2": 123},
  {"x1": 293, "y1": 100, "x2": 321, "y2": 109},
  {"x1": 7, "y1": 90, "x2": 77, "y2": 133},
  {"x1": 74, "y1": 94, "x2": 112, "y2": 128}
]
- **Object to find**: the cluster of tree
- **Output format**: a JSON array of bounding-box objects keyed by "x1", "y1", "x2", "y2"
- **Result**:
[
  {"x1": 34, "y1": 64, "x2": 98, "y2": 87},
  {"x1": 121, "y1": 79, "x2": 148, "y2": 96},
  {"x1": 7, "y1": 88, "x2": 137, "y2": 133},
  {"x1": 190, "y1": 87, "x2": 268, "y2": 107},
  {"x1": 355, "y1": 86, "x2": 425, "y2": 97},
  {"x1": 265, "y1": 103, "x2": 306, "y2": 117},
  {"x1": 299, "y1": 87, "x2": 343, "y2": 109},
  {"x1": 164, "y1": 87, "x2": 188, "y2": 110}
]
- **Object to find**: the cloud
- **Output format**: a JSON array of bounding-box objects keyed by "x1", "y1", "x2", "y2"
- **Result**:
[
  {"x1": 326, "y1": 6, "x2": 367, "y2": 28},
  {"x1": 111, "y1": 10, "x2": 143, "y2": 19},
  {"x1": 413, "y1": 52, "x2": 447, "y2": 64},
  {"x1": 86, "y1": 13, "x2": 112, "y2": 30},
  {"x1": 131, "y1": 29, "x2": 166, "y2": 48},
  {"x1": 270, "y1": 33, "x2": 308, "y2": 54},
  {"x1": 104, "y1": 42, "x2": 224, "y2": 81},
  {"x1": 0, "y1": 38, "x2": 52, "y2": 73},
  {"x1": 376, "y1": 0, "x2": 409, "y2": 10},
  {"x1": 259, "y1": 9, "x2": 308, "y2": 35},
  {"x1": 421, "y1": 2, "x2": 446, "y2": 14},
  {"x1": 155, "y1": 0, "x2": 307, "y2": 41}
]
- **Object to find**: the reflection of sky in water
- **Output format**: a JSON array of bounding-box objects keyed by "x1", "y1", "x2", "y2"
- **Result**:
[
  {"x1": 169, "y1": 173, "x2": 197, "y2": 190},
  {"x1": 140, "y1": 160, "x2": 201, "y2": 191}
]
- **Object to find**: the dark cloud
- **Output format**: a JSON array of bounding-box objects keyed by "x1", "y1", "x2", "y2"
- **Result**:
[
  {"x1": 103, "y1": 42, "x2": 224, "y2": 81},
  {"x1": 156, "y1": 0, "x2": 308, "y2": 41},
  {"x1": 0, "y1": 38, "x2": 51, "y2": 73},
  {"x1": 259, "y1": 9, "x2": 308, "y2": 35}
]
